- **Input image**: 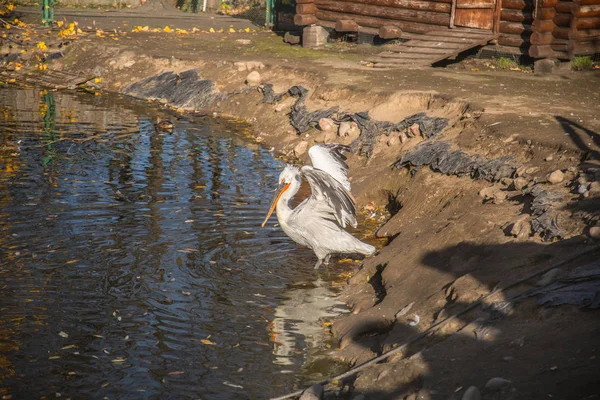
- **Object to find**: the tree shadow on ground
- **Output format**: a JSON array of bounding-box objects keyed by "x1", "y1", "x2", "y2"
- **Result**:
[
  {"x1": 555, "y1": 115, "x2": 600, "y2": 163},
  {"x1": 338, "y1": 238, "x2": 600, "y2": 400}
]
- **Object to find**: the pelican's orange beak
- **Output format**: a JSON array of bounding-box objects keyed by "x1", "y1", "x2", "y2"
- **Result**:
[{"x1": 261, "y1": 182, "x2": 291, "y2": 227}]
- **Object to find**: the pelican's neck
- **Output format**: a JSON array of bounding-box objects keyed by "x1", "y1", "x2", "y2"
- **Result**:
[{"x1": 275, "y1": 178, "x2": 301, "y2": 223}]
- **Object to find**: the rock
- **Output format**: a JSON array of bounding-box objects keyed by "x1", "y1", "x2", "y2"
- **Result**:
[
  {"x1": 245, "y1": 71, "x2": 261, "y2": 85},
  {"x1": 299, "y1": 384, "x2": 324, "y2": 400},
  {"x1": 407, "y1": 123, "x2": 420, "y2": 138},
  {"x1": 547, "y1": 170, "x2": 564, "y2": 184},
  {"x1": 338, "y1": 121, "x2": 360, "y2": 139},
  {"x1": 246, "y1": 61, "x2": 265, "y2": 71},
  {"x1": 484, "y1": 377, "x2": 512, "y2": 392},
  {"x1": 578, "y1": 183, "x2": 589, "y2": 194},
  {"x1": 294, "y1": 141, "x2": 309, "y2": 157},
  {"x1": 387, "y1": 135, "x2": 398, "y2": 146},
  {"x1": 318, "y1": 118, "x2": 335, "y2": 132},
  {"x1": 462, "y1": 386, "x2": 481, "y2": 400},
  {"x1": 274, "y1": 103, "x2": 287, "y2": 113},
  {"x1": 236, "y1": 39, "x2": 251, "y2": 45},
  {"x1": 536, "y1": 268, "x2": 562, "y2": 286},
  {"x1": 590, "y1": 226, "x2": 600, "y2": 239},
  {"x1": 534, "y1": 58, "x2": 555, "y2": 75},
  {"x1": 509, "y1": 215, "x2": 532, "y2": 238},
  {"x1": 399, "y1": 131, "x2": 409, "y2": 143},
  {"x1": 589, "y1": 181, "x2": 600, "y2": 194},
  {"x1": 545, "y1": 155, "x2": 554, "y2": 162},
  {"x1": 284, "y1": 31, "x2": 301, "y2": 45},
  {"x1": 526, "y1": 139, "x2": 532, "y2": 145},
  {"x1": 479, "y1": 186, "x2": 506, "y2": 204},
  {"x1": 513, "y1": 177, "x2": 530, "y2": 191},
  {"x1": 234, "y1": 61, "x2": 247, "y2": 72},
  {"x1": 525, "y1": 167, "x2": 540, "y2": 175},
  {"x1": 351, "y1": 395, "x2": 366, "y2": 400}
]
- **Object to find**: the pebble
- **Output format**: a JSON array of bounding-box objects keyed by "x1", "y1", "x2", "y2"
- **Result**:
[
  {"x1": 274, "y1": 103, "x2": 287, "y2": 113},
  {"x1": 589, "y1": 181, "x2": 600, "y2": 194},
  {"x1": 545, "y1": 155, "x2": 554, "y2": 162},
  {"x1": 479, "y1": 186, "x2": 506, "y2": 204},
  {"x1": 525, "y1": 167, "x2": 540, "y2": 175},
  {"x1": 338, "y1": 121, "x2": 360, "y2": 139},
  {"x1": 387, "y1": 135, "x2": 398, "y2": 146},
  {"x1": 399, "y1": 131, "x2": 409, "y2": 143},
  {"x1": 484, "y1": 377, "x2": 512, "y2": 392},
  {"x1": 536, "y1": 268, "x2": 562, "y2": 286},
  {"x1": 245, "y1": 71, "x2": 261, "y2": 85},
  {"x1": 318, "y1": 118, "x2": 335, "y2": 131},
  {"x1": 546, "y1": 170, "x2": 564, "y2": 184},
  {"x1": 461, "y1": 386, "x2": 481, "y2": 400},
  {"x1": 245, "y1": 61, "x2": 265, "y2": 71},
  {"x1": 590, "y1": 226, "x2": 600, "y2": 239},
  {"x1": 509, "y1": 215, "x2": 531, "y2": 238},
  {"x1": 578, "y1": 183, "x2": 589, "y2": 194},
  {"x1": 293, "y1": 141, "x2": 309, "y2": 156},
  {"x1": 513, "y1": 177, "x2": 530, "y2": 191},
  {"x1": 299, "y1": 384, "x2": 324, "y2": 400},
  {"x1": 235, "y1": 39, "x2": 251, "y2": 45},
  {"x1": 407, "y1": 123, "x2": 421, "y2": 138},
  {"x1": 526, "y1": 139, "x2": 532, "y2": 145}
]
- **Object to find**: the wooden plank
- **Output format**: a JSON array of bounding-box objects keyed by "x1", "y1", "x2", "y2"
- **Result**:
[
  {"x1": 400, "y1": 40, "x2": 468, "y2": 48},
  {"x1": 315, "y1": 1, "x2": 451, "y2": 25},
  {"x1": 450, "y1": 0, "x2": 457, "y2": 27},
  {"x1": 455, "y1": 8, "x2": 494, "y2": 28}
]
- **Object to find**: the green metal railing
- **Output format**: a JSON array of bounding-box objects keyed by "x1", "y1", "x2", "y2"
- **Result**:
[{"x1": 42, "y1": 0, "x2": 55, "y2": 26}]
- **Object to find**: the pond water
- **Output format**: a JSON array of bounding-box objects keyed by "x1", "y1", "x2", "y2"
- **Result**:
[{"x1": 0, "y1": 87, "x2": 354, "y2": 399}]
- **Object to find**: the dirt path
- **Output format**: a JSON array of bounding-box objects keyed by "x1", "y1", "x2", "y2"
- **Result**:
[{"x1": 3, "y1": 8, "x2": 600, "y2": 399}]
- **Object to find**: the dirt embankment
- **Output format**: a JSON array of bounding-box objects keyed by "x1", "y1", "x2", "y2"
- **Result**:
[{"x1": 7, "y1": 29, "x2": 600, "y2": 399}]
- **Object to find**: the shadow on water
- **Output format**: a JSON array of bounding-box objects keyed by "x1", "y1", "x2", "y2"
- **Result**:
[{"x1": 0, "y1": 87, "x2": 352, "y2": 399}]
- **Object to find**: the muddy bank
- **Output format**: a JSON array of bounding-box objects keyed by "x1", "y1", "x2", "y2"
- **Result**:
[{"x1": 7, "y1": 31, "x2": 600, "y2": 399}]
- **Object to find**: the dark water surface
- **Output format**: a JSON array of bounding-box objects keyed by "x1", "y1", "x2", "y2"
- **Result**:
[{"x1": 0, "y1": 87, "x2": 352, "y2": 399}]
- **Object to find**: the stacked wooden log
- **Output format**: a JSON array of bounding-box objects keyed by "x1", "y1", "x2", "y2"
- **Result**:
[
  {"x1": 498, "y1": 0, "x2": 535, "y2": 50},
  {"x1": 294, "y1": 0, "x2": 318, "y2": 26},
  {"x1": 294, "y1": 0, "x2": 454, "y2": 38},
  {"x1": 529, "y1": 0, "x2": 566, "y2": 58},
  {"x1": 561, "y1": 0, "x2": 600, "y2": 56}
]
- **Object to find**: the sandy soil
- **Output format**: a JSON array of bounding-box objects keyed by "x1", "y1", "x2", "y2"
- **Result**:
[{"x1": 3, "y1": 8, "x2": 600, "y2": 399}]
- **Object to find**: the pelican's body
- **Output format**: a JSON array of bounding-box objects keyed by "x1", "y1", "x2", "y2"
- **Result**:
[{"x1": 262, "y1": 144, "x2": 375, "y2": 269}]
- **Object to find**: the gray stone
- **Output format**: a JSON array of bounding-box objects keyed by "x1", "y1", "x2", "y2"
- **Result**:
[
  {"x1": 484, "y1": 377, "x2": 512, "y2": 392},
  {"x1": 547, "y1": 170, "x2": 564, "y2": 184},
  {"x1": 578, "y1": 183, "x2": 589, "y2": 194},
  {"x1": 246, "y1": 61, "x2": 265, "y2": 71},
  {"x1": 318, "y1": 118, "x2": 335, "y2": 132},
  {"x1": 534, "y1": 59, "x2": 556, "y2": 75},
  {"x1": 590, "y1": 226, "x2": 600, "y2": 240},
  {"x1": 299, "y1": 384, "x2": 324, "y2": 400},
  {"x1": 302, "y1": 25, "x2": 328, "y2": 48},
  {"x1": 245, "y1": 71, "x2": 261, "y2": 85},
  {"x1": 284, "y1": 31, "x2": 301, "y2": 45},
  {"x1": 461, "y1": 386, "x2": 481, "y2": 400}
]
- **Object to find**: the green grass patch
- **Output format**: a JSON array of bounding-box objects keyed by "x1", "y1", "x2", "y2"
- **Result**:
[
  {"x1": 495, "y1": 56, "x2": 518, "y2": 70},
  {"x1": 571, "y1": 56, "x2": 593, "y2": 70}
]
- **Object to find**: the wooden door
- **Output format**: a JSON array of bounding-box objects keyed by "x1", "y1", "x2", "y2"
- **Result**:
[{"x1": 453, "y1": 0, "x2": 497, "y2": 30}]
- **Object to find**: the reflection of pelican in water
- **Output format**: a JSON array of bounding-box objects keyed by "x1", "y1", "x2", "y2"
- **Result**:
[
  {"x1": 269, "y1": 279, "x2": 347, "y2": 366},
  {"x1": 261, "y1": 144, "x2": 375, "y2": 269}
]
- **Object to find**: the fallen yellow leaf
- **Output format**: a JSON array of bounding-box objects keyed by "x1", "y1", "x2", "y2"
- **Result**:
[
  {"x1": 37, "y1": 41, "x2": 47, "y2": 51},
  {"x1": 209, "y1": 28, "x2": 215, "y2": 33},
  {"x1": 200, "y1": 339, "x2": 216, "y2": 345},
  {"x1": 164, "y1": 26, "x2": 172, "y2": 33},
  {"x1": 94, "y1": 77, "x2": 102, "y2": 83}
]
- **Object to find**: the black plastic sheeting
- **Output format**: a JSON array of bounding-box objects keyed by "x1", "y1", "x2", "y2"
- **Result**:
[
  {"x1": 526, "y1": 262, "x2": 600, "y2": 308},
  {"x1": 396, "y1": 141, "x2": 567, "y2": 241},
  {"x1": 124, "y1": 70, "x2": 224, "y2": 110},
  {"x1": 395, "y1": 141, "x2": 518, "y2": 182},
  {"x1": 260, "y1": 84, "x2": 449, "y2": 157}
]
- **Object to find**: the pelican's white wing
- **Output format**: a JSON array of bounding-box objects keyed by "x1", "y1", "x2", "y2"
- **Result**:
[
  {"x1": 300, "y1": 165, "x2": 357, "y2": 228},
  {"x1": 307, "y1": 144, "x2": 351, "y2": 191}
]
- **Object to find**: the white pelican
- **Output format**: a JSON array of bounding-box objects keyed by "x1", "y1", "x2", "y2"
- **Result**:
[{"x1": 261, "y1": 144, "x2": 376, "y2": 269}]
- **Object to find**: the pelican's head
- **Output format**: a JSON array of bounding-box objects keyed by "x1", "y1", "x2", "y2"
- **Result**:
[{"x1": 261, "y1": 165, "x2": 300, "y2": 227}]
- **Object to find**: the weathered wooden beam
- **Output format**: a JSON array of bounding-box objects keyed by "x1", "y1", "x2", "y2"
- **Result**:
[
  {"x1": 581, "y1": 0, "x2": 600, "y2": 5},
  {"x1": 501, "y1": 0, "x2": 531, "y2": 10},
  {"x1": 294, "y1": 14, "x2": 318, "y2": 25},
  {"x1": 379, "y1": 25, "x2": 403, "y2": 38},
  {"x1": 576, "y1": 4, "x2": 600, "y2": 17},
  {"x1": 553, "y1": 13, "x2": 572, "y2": 27},
  {"x1": 532, "y1": 19, "x2": 555, "y2": 31},
  {"x1": 539, "y1": 0, "x2": 558, "y2": 7},
  {"x1": 498, "y1": 32, "x2": 531, "y2": 47},
  {"x1": 568, "y1": 40, "x2": 600, "y2": 56},
  {"x1": 315, "y1": 0, "x2": 452, "y2": 10},
  {"x1": 336, "y1": 19, "x2": 360, "y2": 31},
  {"x1": 315, "y1": 1, "x2": 451, "y2": 25},
  {"x1": 575, "y1": 16, "x2": 600, "y2": 29},
  {"x1": 529, "y1": 44, "x2": 566, "y2": 58},
  {"x1": 537, "y1": 7, "x2": 557, "y2": 19},
  {"x1": 316, "y1": 9, "x2": 441, "y2": 32},
  {"x1": 530, "y1": 31, "x2": 554, "y2": 43},
  {"x1": 499, "y1": 20, "x2": 533, "y2": 34},
  {"x1": 296, "y1": 3, "x2": 318, "y2": 14},
  {"x1": 501, "y1": 9, "x2": 533, "y2": 22},
  {"x1": 296, "y1": 0, "x2": 315, "y2": 3}
]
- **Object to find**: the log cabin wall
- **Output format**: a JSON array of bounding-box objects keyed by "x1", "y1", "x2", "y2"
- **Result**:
[
  {"x1": 293, "y1": 0, "x2": 454, "y2": 38},
  {"x1": 292, "y1": 0, "x2": 599, "y2": 58}
]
